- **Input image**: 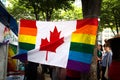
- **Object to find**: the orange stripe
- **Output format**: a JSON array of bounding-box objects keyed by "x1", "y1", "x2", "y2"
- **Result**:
[
  {"x1": 19, "y1": 27, "x2": 37, "y2": 36},
  {"x1": 74, "y1": 25, "x2": 98, "y2": 35}
]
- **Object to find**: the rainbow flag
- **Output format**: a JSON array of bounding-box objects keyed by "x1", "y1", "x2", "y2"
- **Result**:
[
  {"x1": 67, "y1": 19, "x2": 98, "y2": 72},
  {"x1": 13, "y1": 20, "x2": 37, "y2": 61},
  {"x1": 13, "y1": 18, "x2": 98, "y2": 72},
  {"x1": 8, "y1": 44, "x2": 17, "y2": 71}
]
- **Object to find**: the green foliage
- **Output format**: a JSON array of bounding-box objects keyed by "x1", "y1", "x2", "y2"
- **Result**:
[
  {"x1": 60, "y1": 6, "x2": 82, "y2": 20},
  {"x1": 100, "y1": 0, "x2": 120, "y2": 34},
  {"x1": 7, "y1": 0, "x2": 82, "y2": 21},
  {"x1": 7, "y1": 0, "x2": 36, "y2": 20},
  {"x1": 51, "y1": 6, "x2": 83, "y2": 21},
  {"x1": 18, "y1": 0, "x2": 75, "y2": 20}
]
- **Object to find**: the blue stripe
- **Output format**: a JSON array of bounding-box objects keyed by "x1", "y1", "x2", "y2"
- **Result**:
[
  {"x1": 19, "y1": 49, "x2": 28, "y2": 54},
  {"x1": 68, "y1": 51, "x2": 93, "y2": 64},
  {"x1": 12, "y1": 49, "x2": 28, "y2": 61}
]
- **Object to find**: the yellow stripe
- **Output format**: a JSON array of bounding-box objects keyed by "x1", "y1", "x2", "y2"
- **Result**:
[
  {"x1": 19, "y1": 35, "x2": 36, "y2": 44},
  {"x1": 9, "y1": 47, "x2": 15, "y2": 57},
  {"x1": 71, "y1": 33, "x2": 96, "y2": 45},
  {"x1": 8, "y1": 47, "x2": 17, "y2": 67}
]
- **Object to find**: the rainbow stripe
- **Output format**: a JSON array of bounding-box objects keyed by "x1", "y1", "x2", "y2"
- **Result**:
[
  {"x1": 67, "y1": 18, "x2": 98, "y2": 72},
  {"x1": 13, "y1": 19, "x2": 37, "y2": 61},
  {"x1": 8, "y1": 44, "x2": 17, "y2": 71}
]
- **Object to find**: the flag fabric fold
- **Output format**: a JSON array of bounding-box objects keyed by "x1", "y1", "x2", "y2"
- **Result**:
[{"x1": 13, "y1": 18, "x2": 98, "y2": 72}]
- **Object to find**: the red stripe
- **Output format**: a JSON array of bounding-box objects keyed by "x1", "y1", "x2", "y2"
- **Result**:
[
  {"x1": 20, "y1": 19, "x2": 36, "y2": 28},
  {"x1": 76, "y1": 18, "x2": 98, "y2": 29}
]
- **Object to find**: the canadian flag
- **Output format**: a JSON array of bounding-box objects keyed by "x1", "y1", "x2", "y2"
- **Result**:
[
  {"x1": 28, "y1": 20, "x2": 76, "y2": 68},
  {"x1": 15, "y1": 18, "x2": 98, "y2": 72}
]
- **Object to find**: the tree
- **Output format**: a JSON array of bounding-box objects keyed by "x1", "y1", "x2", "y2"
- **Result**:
[
  {"x1": 100, "y1": 0, "x2": 120, "y2": 35},
  {"x1": 7, "y1": 0, "x2": 36, "y2": 21},
  {"x1": 81, "y1": 0, "x2": 102, "y2": 80},
  {"x1": 7, "y1": 0, "x2": 83, "y2": 21},
  {"x1": 18, "y1": 0, "x2": 74, "y2": 21},
  {"x1": 81, "y1": 0, "x2": 102, "y2": 18}
]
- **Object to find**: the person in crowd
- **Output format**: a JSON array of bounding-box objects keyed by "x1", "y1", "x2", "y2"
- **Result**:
[
  {"x1": 25, "y1": 61, "x2": 39, "y2": 80},
  {"x1": 57, "y1": 68, "x2": 66, "y2": 80},
  {"x1": 52, "y1": 67, "x2": 66, "y2": 80},
  {"x1": 41, "y1": 64, "x2": 53, "y2": 79},
  {"x1": 101, "y1": 41, "x2": 112, "y2": 80},
  {"x1": 96, "y1": 43, "x2": 103, "y2": 80},
  {"x1": 66, "y1": 69, "x2": 81, "y2": 80},
  {"x1": 108, "y1": 35, "x2": 120, "y2": 80}
]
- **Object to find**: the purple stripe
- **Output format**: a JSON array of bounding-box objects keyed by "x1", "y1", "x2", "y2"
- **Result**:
[
  {"x1": 67, "y1": 60, "x2": 90, "y2": 73},
  {"x1": 12, "y1": 53, "x2": 27, "y2": 62}
]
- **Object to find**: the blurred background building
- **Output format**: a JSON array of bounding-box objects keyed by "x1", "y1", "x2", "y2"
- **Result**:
[{"x1": 98, "y1": 28, "x2": 115, "y2": 45}]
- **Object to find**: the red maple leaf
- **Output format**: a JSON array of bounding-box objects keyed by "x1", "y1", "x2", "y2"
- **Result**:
[{"x1": 40, "y1": 26, "x2": 64, "y2": 61}]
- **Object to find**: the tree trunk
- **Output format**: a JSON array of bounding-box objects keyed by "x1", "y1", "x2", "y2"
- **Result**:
[
  {"x1": 81, "y1": 0, "x2": 102, "y2": 80},
  {"x1": 81, "y1": 0, "x2": 102, "y2": 18}
]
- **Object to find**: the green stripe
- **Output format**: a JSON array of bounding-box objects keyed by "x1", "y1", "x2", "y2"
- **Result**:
[
  {"x1": 70, "y1": 42, "x2": 95, "y2": 54},
  {"x1": 19, "y1": 42, "x2": 35, "y2": 50},
  {"x1": 10, "y1": 44, "x2": 17, "y2": 54}
]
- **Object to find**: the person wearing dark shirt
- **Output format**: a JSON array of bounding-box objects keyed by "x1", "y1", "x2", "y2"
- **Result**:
[
  {"x1": 25, "y1": 61, "x2": 39, "y2": 80},
  {"x1": 108, "y1": 35, "x2": 120, "y2": 80},
  {"x1": 96, "y1": 44, "x2": 103, "y2": 80}
]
